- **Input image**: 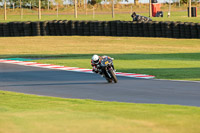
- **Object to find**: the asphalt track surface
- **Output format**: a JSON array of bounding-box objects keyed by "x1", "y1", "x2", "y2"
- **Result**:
[{"x1": 0, "y1": 63, "x2": 200, "y2": 107}]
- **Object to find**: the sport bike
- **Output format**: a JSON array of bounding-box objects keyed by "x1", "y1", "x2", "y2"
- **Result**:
[{"x1": 99, "y1": 56, "x2": 118, "y2": 83}]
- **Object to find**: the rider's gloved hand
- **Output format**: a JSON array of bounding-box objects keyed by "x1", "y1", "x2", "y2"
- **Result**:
[
  {"x1": 98, "y1": 69, "x2": 102, "y2": 75},
  {"x1": 92, "y1": 67, "x2": 98, "y2": 73}
]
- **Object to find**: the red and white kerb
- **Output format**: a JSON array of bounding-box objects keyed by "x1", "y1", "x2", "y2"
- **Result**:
[{"x1": 0, "y1": 59, "x2": 155, "y2": 79}]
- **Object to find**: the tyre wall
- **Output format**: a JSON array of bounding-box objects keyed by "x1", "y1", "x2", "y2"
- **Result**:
[{"x1": 0, "y1": 20, "x2": 200, "y2": 38}]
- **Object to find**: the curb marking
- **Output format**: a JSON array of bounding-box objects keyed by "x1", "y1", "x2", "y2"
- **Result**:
[{"x1": 0, "y1": 59, "x2": 155, "y2": 79}]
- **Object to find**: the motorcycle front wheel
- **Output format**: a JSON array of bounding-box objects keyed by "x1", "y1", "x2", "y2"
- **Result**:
[{"x1": 109, "y1": 69, "x2": 118, "y2": 83}]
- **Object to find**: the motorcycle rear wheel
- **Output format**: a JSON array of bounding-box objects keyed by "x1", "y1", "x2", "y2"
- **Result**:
[{"x1": 106, "y1": 78, "x2": 112, "y2": 83}]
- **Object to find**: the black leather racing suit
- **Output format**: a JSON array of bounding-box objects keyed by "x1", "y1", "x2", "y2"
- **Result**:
[{"x1": 91, "y1": 56, "x2": 114, "y2": 74}]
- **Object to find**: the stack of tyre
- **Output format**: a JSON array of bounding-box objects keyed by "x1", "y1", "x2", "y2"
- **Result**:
[
  {"x1": 23, "y1": 22, "x2": 32, "y2": 36},
  {"x1": 184, "y1": 22, "x2": 191, "y2": 38},
  {"x1": 154, "y1": 21, "x2": 162, "y2": 37},
  {"x1": 31, "y1": 22, "x2": 40, "y2": 36},
  {"x1": 142, "y1": 22, "x2": 149, "y2": 37},
  {"x1": 132, "y1": 22, "x2": 138, "y2": 37},
  {"x1": 127, "y1": 21, "x2": 133, "y2": 36},
  {"x1": 137, "y1": 21, "x2": 144, "y2": 37},
  {"x1": 148, "y1": 21, "x2": 156, "y2": 37},
  {"x1": 104, "y1": 21, "x2": 111, "y2": 36},
  {"x1": 197, "y1": 23, "x2": 200, "y2": 38},
  {"x1": 83, "y1": 21, "x2": 90, "y2": 36},
  {"x1": 116, "y1": 21, "x2": 123, "y2": 36},
  {"x1": 110, "y1": 21, "x2": 117, "y2": 36},
  {"x1": 179, "y1": 22, "x2": 185, "y2": 38},
  {"x1": 171, "y1": 22, "x2": 180, "y2": 38},
  {"x1": 0, "y1": 23, "x2": 9, "y2": 37},
  {"x1": 0, "y1": 20, "x2": 200, "y2": 39},
  {"x1": 190, "y1": 22, "x2": 198, "y2": 38}
]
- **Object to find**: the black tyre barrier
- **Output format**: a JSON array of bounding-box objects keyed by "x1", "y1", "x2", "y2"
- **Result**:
[
  {"x1": 116, "y1": 21, "x2": 123, "y2": 36},
  {"x1": 154, "y1": 21, "x2": 162, "y2": 37},
  {"x1": 122, "y1": 21, "x2": 128, "y2": 36},
  {"x1": 0, "y1": 20, "x2": 200, "y2": 39},
  {"x1": 143, "y1": 22, "x2": 149, "y2": 37},
  {"x1": 47, "y1": 21, "x2": 54, "y2": 36},
  {"x1": 197, "y1": 23, "x2": 200, "y2": 38},
  {"x1": 54, "y1": 20, "x2": 60, "y2": 36},
  {"x1": 94, "y1": 21, "x2": 101, "y2": 36},
  {"x1": 137, "y1": 21, "x2": 144, "y2": 37},
  {"x1": 83, "y1": 21, "x2": 90, "y2": 36},
  {"x1": 0, "y1": 23, "x2": 3, "y2": 37},
  {"x1": 171, "y1": 22, "x2": 180, "y2": 38},
  {"x1": 165, "y1": 21, "x2": 173, "y2": 38},
  {"x1": 3, "y1": 23, "x2": 10, "y2": 37},
  {"x1": 131, "y1": 21, "x2": 137, "y2": 37},
  {"x1": 148, "y1": 21, "x2": 155, "y2": 37},
  {"x1": 127, "y1": 21, "x2": 133, "y2": 36},
  {"x1": 179, "y1": 22, "x2": 185, "y2": 38},
  {"x1": 23, "y1": 21, "x2": 32, "y2": 36},
  {"x1": 160, "y1": 21, "x2": 166, "y2": 37},
  {"x1": 104, "y1": 21, "x2": 111, "y2": 36},
  {"x1": 110, "y1": 21, "x2": 117, "y2": 36},
  {"x1": 31, "y1": 22, "x2": 40, "y2": 36},
  {"x1": 190, "y1": 23, "x2": 198, "y2": 38},
  {"x1": 71, "y1": 21, "x2": 76, "y2": 35},
  {"x1": 184, "y1": 22, "x2": 191, "y2": 38}
]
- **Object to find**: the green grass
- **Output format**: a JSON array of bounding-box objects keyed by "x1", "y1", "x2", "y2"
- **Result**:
[
  {"x1": 0, "y1": 36, "x2": 200, "y2": 81},
  {"x1": 0, "y1": 90, "x2": 200, "y2": 133},
  {"x1": 35, "y1": 53, "x2": 200, "y2": 80},
  {"x1": 1, "y1": 10, "x2": 200, "y2": 22}
]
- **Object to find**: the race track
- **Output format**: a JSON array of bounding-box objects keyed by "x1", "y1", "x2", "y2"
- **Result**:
[{"x1": 0, "y1": 63, "x2": 200, "y2": 107}]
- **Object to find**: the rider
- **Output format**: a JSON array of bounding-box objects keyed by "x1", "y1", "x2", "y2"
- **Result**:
[{"x1": 91, "y1": 54, "x2": 115, "y2": 74}]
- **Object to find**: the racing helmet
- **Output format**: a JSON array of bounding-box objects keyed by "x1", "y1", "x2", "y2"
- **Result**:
[{"x1": 92, "y1": 54, "x2": 100, "y2": 64}]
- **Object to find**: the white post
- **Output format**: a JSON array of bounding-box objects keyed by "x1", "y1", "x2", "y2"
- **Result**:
[
  {"x1": 112, "y1": 0, "x2": 114, "y2": 18},
  {"x1": 130, "y1": 5, "x2": 133, "y2": 14},
  {"x1": 74, "y1": 0, "x2": 77, "y2": 18},
  {"x1": 13, "y1": 3, "x2": 14, "y2": 11},
  {"x1": 4, "y1": 1, "x2": 7, "y2": 20},
  {"x1": 168, "y1": 0, "x2": 171, "y2": 17},
  {"x1": 149, "y1": 0, "x2": 152, "y2": 17},
  {"x1": 48, "y1": 0, "x2": 49, "y2": 10},
  {"x1": 189, "y1": 0, "x2": 191, "y2": 17},
  {"x1": 22, "y1": 8, "x2": 23, "y2": 19},
  {"x1": 57, "y1": 3, "x2": 59, "y2": 18},
  {"x1": 20, "y1": 0, "x2": 22, "y2": 19},
  {"x1": 93, "y1": 6, "x2": 95, "y2": 19},
  {"x1": 85, "y1": 0, "x2": 87, "y2": 15},
  {"x1": 38, "y1": 0, "x2": 41, "y2": 20}
]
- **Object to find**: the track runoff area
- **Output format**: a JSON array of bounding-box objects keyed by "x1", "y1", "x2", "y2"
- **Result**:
[{"x1": 0, "y1": 59, "x2": 155, "y2": 79}]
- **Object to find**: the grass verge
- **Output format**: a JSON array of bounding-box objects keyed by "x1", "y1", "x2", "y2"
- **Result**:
[
  {"x1": 0, "y1": 90, "x2": 200, "y2": 133},
  {"x1": 0, "y1": 36, "x2": 199, "y2": 81},
  {"x1": 0, "y1": 10, "x2": 200, "y2": 22}
]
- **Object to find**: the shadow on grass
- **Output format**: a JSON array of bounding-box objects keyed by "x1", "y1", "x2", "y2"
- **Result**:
[
  {"x1": 118, "y1": 67, "x2": 200, "y2": 80},
  {"x1": 1, "y1": 53, "x2": 200, "y2": 61},
  {"x1": 1, "y1": 53, "x2": 200, "y2": 80}
]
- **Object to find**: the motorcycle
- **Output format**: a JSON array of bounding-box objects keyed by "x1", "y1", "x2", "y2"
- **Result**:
[{"x1": 98, "y1": 56, "x2": 118, "y2": 83}]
